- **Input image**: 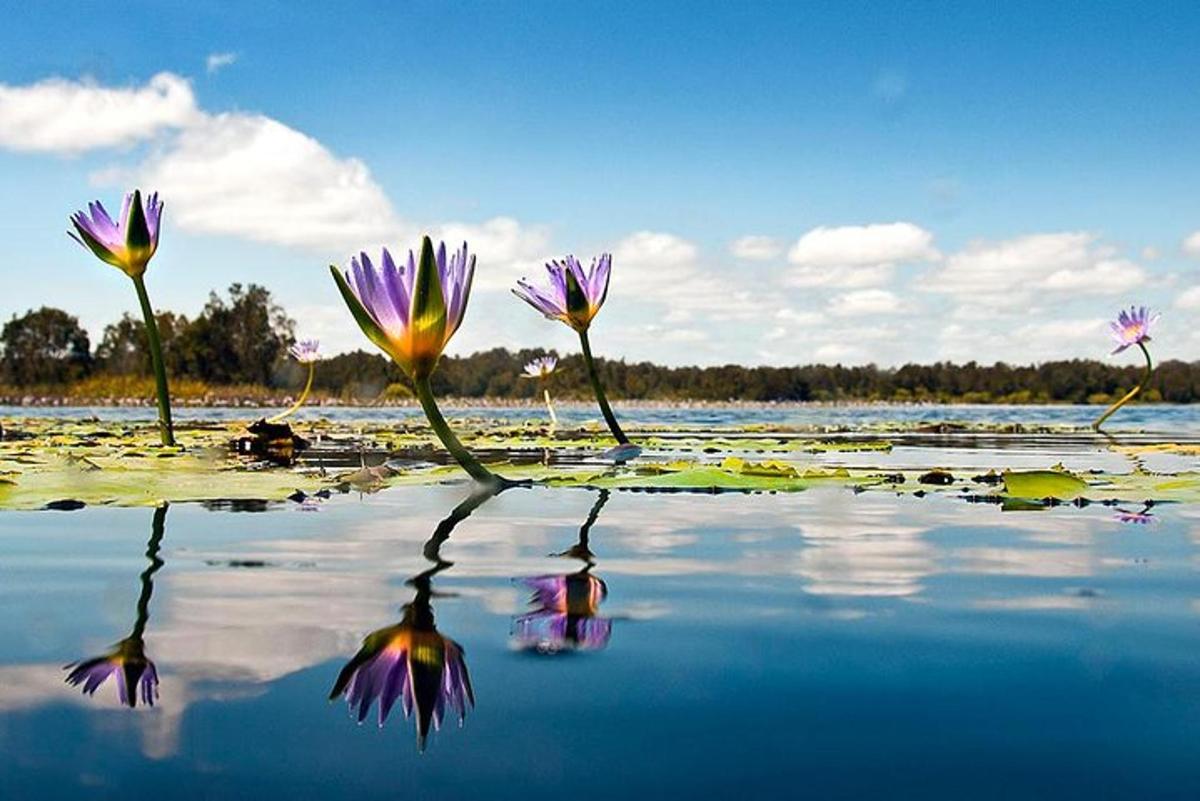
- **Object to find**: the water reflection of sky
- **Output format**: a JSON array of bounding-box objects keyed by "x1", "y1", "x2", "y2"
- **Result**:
[{"x1": 2, "y1": 485, "x2": 1200, "y2": 797}]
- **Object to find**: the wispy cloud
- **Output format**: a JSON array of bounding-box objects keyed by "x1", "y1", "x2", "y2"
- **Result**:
[{"x1": 205, "y1": 52, "x2": 238, "y2": 74}]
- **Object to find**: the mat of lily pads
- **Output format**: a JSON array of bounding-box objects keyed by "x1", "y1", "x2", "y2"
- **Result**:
[{"x1": 0, "y1": 416, "x2": 1197, "y2": 510}]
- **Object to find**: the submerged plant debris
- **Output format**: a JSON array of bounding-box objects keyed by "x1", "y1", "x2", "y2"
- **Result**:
[{"x1": 0, "y1": 415, "x2": 1197, "y2": 509}]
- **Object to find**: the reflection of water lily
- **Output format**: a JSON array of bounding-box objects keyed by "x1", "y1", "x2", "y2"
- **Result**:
[
  {"x1": 330, "y1": 487, "x2": 496, "y2": 751},
  {"x1": 68, "y1": 190, "x2": 174, "y2": 445},
  {"x1": 514, "y1": 573, "x2": 612, "y2": 652},
  {"x1": 65, "y1": 637, "x2": 159, "y2": 708},
  {"x1": 65, "y1": 504, "x2": 167, "y2": 708},
  {"x1": 514, "y1": 255, "x2": 634, "y2": 450},
  {"x1": 330, "y1": 606, "x2": 474, "y2": 748},
  {"x1": 1094, "y1": 306, "x2": 1159, "y2": 431},
  {"x1": 1114, "y1": 505, "x2": 1155, "y2": 525},
  {"x1": 513, "y1": 490, "x2": 614, "y2": 653},
  {"x1": 332, "y1": 238, "x2": 508, "y2": 486}
]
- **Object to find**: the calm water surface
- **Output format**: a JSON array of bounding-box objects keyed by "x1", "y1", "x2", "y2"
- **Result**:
[
  {"x1": 3, "y1": 402, "x2": 1198, "y2": 433},
  {"x1": 1, "y1": 483, "x2": 1198, "y2": 799}
]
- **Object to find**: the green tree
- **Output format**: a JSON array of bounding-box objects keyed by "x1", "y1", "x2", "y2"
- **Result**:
[
  {"x1": 95, "y1": 311, "x2": 188, "y2": 376},
  {"x1": 0, "y1": 307, "x2": 93, "y2": 386},
  {"x1": 175, "y1": 284, "x2": 295, "y2": 385}
]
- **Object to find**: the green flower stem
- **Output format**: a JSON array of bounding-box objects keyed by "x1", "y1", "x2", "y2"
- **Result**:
[
  {"x1": 414, "y1": 375, "x2": 504, "y2": 486},
  {"x1": 1092, "y1": 341, "x2": 1154, "y2": 432},
  {"x1": 131, "y1": 503, "x2": 168, "y2": 641},
  {"x1": 579, "y1": 329, "x2": 630, "y2": 445},
  {"x1": 543, "y1": 386, "x2": 558, "y2": 426},
  {"x1": 131, "y1": 275, "x2": 175, "y2": 446},
  {"x1": 268, "y1": 362, "x2": 315, "y2": 423}
]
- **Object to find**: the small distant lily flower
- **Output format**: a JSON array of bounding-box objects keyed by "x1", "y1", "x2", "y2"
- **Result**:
[
  {"x1": 65, "y1": 636, "x2": 159, "y2": 708},
  {"x1": 513, "y1": 573, "x2": 612, "y2": 653},
  {"x1": 522, "y1": 355, "x2": 559, "y2": 426},
  {"x1": 523, "y1": 355, "x2": 558, "y2": 379},
  {"x1": 69, "y1": 190, "x2": 174, "y2": 446},
  {"x1": 514, "y1": 255, "x2": 611, "y2": 333},
  {"x1": 289, "y1": 339, "x2": 321, "y2": 364},
  {"x1": 513, "y1": 254, "x2": 634, "y2": 451},
  {"x1": 330, "y1": 607, "x2": 474, "y2": 750},
  {"x1": 1108, "y1": 306, "x2": 1159, "y2": 354},
  {"x1": 1093, "y1": 306, "x2": 1159, "y2": 431},
  {"x1": 332, "y1": 237, "x2": 507, "y2": 486},
  {"x1": 69, "y1": 190, "x2": 162, "y2": 278},
  {"x1": 269, "y1": 339, "x2": 321, "y2": 423}
]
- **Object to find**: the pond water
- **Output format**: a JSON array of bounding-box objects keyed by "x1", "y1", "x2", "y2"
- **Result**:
[
  {"x1": 3, "y1": 402, "x2": 1198, "y2": 434},
  {"x1": 2, "y1": 482, "x2": 1199, "y2": 798}
]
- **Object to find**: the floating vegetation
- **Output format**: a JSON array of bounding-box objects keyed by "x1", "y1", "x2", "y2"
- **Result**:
[{"x1": 0, "y1": 415, "x2": 1197, "y2": 509}]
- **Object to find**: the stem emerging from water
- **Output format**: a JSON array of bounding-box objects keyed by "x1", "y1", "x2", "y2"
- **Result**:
[
  {"x1": 542, "y1": 386, "x2": 558, "y2": 426},
  {"x1": 414, "y1": 375, "x2": 504, "y2": 486},
  {"x1": 578, "y1": 329, "x2": 630, "y2": 445},
  {"x1": 268, "y1": 362, "x2": 315, "y2": 423},
  {"x1": 1092, "y1": 341, "x2": 1154, "y2": 432},
  {"x1": 132, "y1": 275, "x2": 175, "y2": 446}
]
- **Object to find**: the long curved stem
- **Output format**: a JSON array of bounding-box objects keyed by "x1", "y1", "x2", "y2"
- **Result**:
[
  {"x1": 578, "y1": 329, "x2": 630, "y2": 445},
  {"x1": 1092, "y1": 341, "x2": 1154, "y2": 432},
  {"x1": 542, "y1": 386, "x2": 558, "y2": 426},
  {"x1": 414, "y1": 375, "x2": 504, "y2": 486},
  {"x1": 131, "y1": 275, "x2": 175, "y2": 446},
  {"x1": 268, "y1": 362, "x2": 314, "y2": 423}
]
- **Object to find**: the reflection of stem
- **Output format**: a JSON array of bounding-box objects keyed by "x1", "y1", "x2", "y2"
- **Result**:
[
  {"x1": 268, "y1": 362, "x2": 314, "y2": 423},
  {"x1": 578, "y1": 329, "x2": 630, "y2": 445},
  {"x1": 130, "y1": 503, "x2": 168, "y2": 641},
  {"x1": 557, "y1": 489, "x2": 609, "y2": 566},
  {"x1": 413, "y1": 375, "x2": 506, "y2": 486},
  {"x1": 542, "y1": 387, "x2": 558, "y2": 427},
  {"x1": 1093, "y1": 342, "x2": 1154, "y2": 432},
  {"x1": 132, "y1": 275, "x2": 175, "y2": 446},
  {"x1": 422, "y1": 484, "x2": 504, "y2": 565}
]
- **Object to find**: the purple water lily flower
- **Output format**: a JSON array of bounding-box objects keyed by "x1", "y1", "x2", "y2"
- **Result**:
[
  {"x1": 332, "y1": 238, "x2": 474, "y2": 381},
  {"x1": 1108, "y1": 306, "x2": 1159, "y2": 354},
  {"x1": 330, "y1": 605, "x2": 474, "y2": 750},
  {"x1": 514, "y1": 254, "x2": 611, "y2": 333},
  {"x1": 288, "y1": 339, "x2": 321, "y2": 364},
  {"x1": 69, "y1": 190, "x2": 163, "y2": 278},
  {"x1": 513, "y1": 573, "x2": 612, "y2": 653},
  {"x1": 64, "y1": 636, "x2": 159, "y2": 708},
  {"x1": 523, "y1": 355, "x2": 558, "y2": 379}
]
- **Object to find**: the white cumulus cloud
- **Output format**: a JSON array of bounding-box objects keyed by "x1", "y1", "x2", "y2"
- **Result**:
[
  {"x1": 923, "y1": 232, "x2": 1146, "y2": 309},
  {"x1": 785, "y1": 222, "x2": 938, "y2": 288},
  {"x1": 828, "y1": 288, "x2": 903, "y2": 317},
  {"x1": 1176, "y1": 285, "x2": 1200, "y2": 310},
  {"x1": 0, "y1": 72, "x2": 197, "y2": 154},
  {"x1": 1183, "y1": 231, "x2": 1200, "y2": 257},
  {"x1": 730, "y1": 235, "x2": 782, "y2": 261}
]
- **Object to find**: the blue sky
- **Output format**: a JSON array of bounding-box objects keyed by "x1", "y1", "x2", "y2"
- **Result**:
[{"x1": 1, "y1": 1, "x2": 1198, "y2": 366}]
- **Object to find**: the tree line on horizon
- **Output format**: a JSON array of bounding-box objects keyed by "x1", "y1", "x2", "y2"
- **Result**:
[{"x1": 1, "y1": 283, "x2": 1198, "y2": 404}]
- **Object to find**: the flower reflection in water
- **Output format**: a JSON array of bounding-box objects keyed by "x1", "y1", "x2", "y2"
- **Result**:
[
  {"x1": 330, "y1": 487, "x2": 497, "y2": 751},
  {"x1": 65, "y1": 503, "x2": 167, "y2": 708},
  {"x1": 1114, "y1": 503, "x2": 1156, "y2": 525},
  {"x1": 514, "y1": 489, "x2": 614, "y2": 653}
]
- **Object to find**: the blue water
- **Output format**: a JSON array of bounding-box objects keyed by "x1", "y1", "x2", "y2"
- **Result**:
[
  {"x1": 2, "y1": 402, "x2": 1198, "y2": 433},
  {"x1": 1, "y1": 484, "x2": 1198, "y2": 799}
]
